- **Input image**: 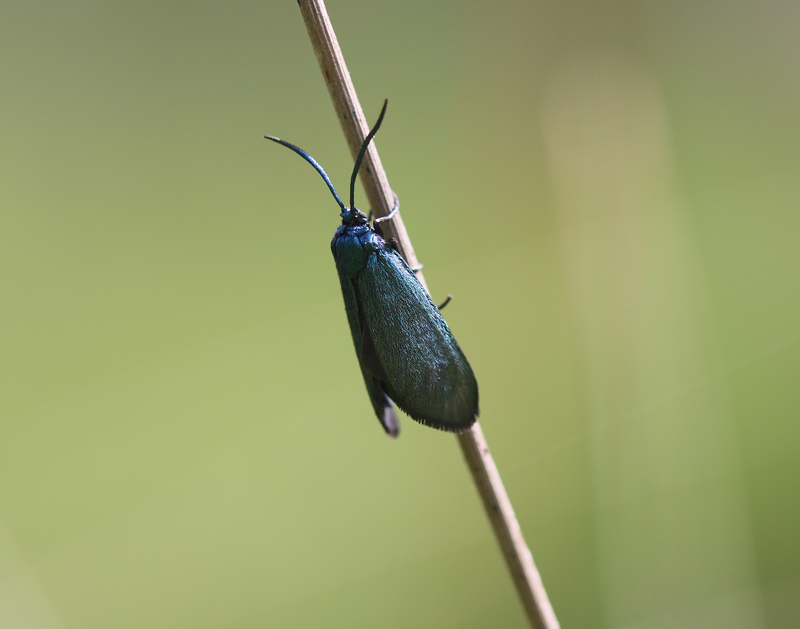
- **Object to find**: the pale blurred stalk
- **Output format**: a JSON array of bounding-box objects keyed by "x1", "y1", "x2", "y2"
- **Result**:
[{"x1": 542, "y1": 57, "x2": 764, "y2": 628}]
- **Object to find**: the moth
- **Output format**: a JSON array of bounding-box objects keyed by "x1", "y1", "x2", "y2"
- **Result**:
[{"x1": 265, "y1": 101, "x2": 478, "y2": 437}]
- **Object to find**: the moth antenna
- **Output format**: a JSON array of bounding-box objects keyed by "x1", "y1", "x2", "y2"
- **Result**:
[
  {"x1": 264, "y1": 135, "x2": 345, "y2": 211},
  {"x1": 349, "y1": 99, "x2": 388, "y2": 210}
]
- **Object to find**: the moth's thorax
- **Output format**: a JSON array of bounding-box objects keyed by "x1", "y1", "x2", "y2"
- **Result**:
[{"x1": 332, "y1": 223, "x2": 386, "y2": 280}]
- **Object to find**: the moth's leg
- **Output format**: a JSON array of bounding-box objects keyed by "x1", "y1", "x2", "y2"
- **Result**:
[
  {"x1": 373, "y1": 191, "x2": 400, "y2": 227},
  {"x1": 438, "y1": 295, "x2": 453, "y2": 311}
]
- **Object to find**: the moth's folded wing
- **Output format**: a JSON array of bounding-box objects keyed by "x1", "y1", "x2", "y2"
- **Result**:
[
  {"x1": 358, "y1": 248, "x2": 478, "y2": 431},
  {"x1": 336, "y1": 266, "x2": 400, "y2": 437}
]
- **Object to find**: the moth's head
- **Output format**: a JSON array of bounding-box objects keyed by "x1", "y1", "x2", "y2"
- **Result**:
[{"x1": 341, "y1": 207, "x2": 368, "y2": 226}]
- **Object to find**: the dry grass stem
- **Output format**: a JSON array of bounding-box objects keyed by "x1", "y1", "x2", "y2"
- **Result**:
[{"x1": 295, "y1": 2, "x2": 560, "y2": 626}]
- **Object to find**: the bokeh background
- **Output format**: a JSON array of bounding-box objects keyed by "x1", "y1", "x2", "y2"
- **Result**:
[{"x1": 2, "y1": 0, "x2": 799, "y2": 627}]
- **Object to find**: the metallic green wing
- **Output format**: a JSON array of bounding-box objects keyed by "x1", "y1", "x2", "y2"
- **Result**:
[{"x1": 357, "y1": 247, "x2": 478, "y2": 432}]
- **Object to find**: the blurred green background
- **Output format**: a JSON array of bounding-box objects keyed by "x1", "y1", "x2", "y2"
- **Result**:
[{"x1": 2, "y1": 0, "x2": 799, "y2": 627}]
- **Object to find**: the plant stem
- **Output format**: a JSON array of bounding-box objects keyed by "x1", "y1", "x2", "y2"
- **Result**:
[{"x1": 295, "y1": 2, "x2": 559, "y2": 627}]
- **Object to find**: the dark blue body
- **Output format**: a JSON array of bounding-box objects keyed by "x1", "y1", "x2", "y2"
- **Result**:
[{"x1": 332, "y1": 218, "x2": 478, "y2": 436}]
